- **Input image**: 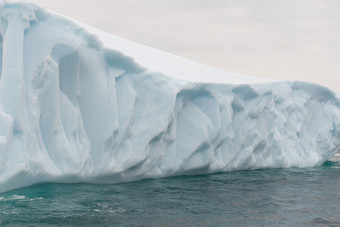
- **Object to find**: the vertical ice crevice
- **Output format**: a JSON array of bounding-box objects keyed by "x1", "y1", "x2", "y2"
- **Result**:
[{"x1": 0, "y1": 4, "x2": 35, "y2": 132}]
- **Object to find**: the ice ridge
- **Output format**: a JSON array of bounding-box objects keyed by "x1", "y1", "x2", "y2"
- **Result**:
[{"x1": 0, "y1": 2, "x2": 339, "y2": 192}]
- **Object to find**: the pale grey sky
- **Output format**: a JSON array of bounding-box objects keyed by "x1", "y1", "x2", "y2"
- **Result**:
[{"x1": 27, "y1": 0, "x2": 340, "y2": 92}]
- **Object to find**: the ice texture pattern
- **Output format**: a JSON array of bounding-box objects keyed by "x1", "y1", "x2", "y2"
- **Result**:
[{"x1": 0, "y1": 2, "x2": 339, "y2": 192}]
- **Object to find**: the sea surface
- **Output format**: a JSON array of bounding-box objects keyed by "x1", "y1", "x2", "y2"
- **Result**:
[{"x1": 1, "y1": 155, "x2": 340, "y2": 226}]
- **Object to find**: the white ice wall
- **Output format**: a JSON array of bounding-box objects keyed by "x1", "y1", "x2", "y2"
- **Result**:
[{"x1": 0, "y1": 2, "x2": 339, "y2": 192}]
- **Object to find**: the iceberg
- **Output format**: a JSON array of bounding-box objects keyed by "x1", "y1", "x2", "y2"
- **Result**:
[{"x1": 0, "y1": 2, "x2": 339, "y2": 192}]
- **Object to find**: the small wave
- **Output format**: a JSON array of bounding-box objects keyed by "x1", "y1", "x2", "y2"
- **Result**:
[
  {"x1": 27, "y1": 197, "x2": 43, "y2": 201},
  {"x1": 309, "y1": 217, "x2": 340, "y2": 226},
  {"x1": 0, "y1": 194, "x2": 43, "y2": 202},
  {"x1": 108, "y1": 208, "x2": 126, "y2": 215},
  {"x1": 95, "y1": 202, "x2": 126, "y2": 215},
  {"x1": 0, "y1": 195, "x2": 26, "y2": 201}
]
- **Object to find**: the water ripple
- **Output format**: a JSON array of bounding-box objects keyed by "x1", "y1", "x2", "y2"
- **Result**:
[{"x1": 0, "y1": 161, "x2": 339, "y2": 226}]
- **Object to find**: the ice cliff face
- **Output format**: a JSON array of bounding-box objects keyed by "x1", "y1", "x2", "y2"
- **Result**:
[{"x1": 0, "y1": 2, "x2": 339, "y2": 192}]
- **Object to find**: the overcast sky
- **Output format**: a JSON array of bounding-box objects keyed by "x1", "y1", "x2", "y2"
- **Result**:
[{"x1": 27, "y1": 0, "x2": 340, "y2": 92}]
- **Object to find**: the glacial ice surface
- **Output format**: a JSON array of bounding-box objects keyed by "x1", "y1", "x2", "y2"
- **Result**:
[{"x1": 0, "y1": 2, "x2": 340, "y2": 192}]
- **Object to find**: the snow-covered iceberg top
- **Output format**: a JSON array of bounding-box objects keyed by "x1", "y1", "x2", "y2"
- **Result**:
[{"x1": 0, "y1": 2, "x2": 339, "y2": 193}]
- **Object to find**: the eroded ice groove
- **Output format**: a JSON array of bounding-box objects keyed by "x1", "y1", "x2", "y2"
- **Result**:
[{"x1": 0, "y1": 2, "x2": 339, "y2": 192}]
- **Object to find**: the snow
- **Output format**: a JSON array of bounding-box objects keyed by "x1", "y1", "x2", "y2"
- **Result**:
[{"x1": 0, "y1": 2, "x2": 339, "y2": 192}]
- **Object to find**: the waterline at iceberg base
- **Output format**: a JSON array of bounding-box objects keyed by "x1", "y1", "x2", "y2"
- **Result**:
[{"x1": 0, "y1": 2, "x2": 339, "y2": 193}]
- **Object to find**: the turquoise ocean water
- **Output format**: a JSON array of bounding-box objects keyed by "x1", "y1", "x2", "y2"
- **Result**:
[{"x1": 1, "y1": 158, "x2": 340, "y2": 226}]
